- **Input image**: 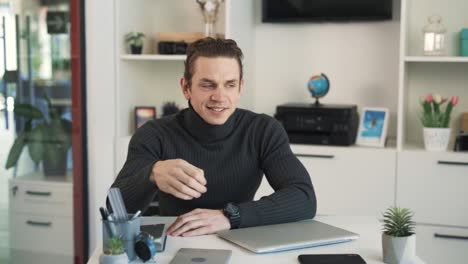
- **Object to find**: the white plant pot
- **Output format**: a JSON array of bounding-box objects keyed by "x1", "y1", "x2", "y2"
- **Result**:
[
  {"x1": 99, "y1": 253, "x2": 128, "y2": 264},
  {"x1": 382, "y1": 233, "x2": 416, "y2": 264},
  {"x1": 423, "y1": 127, "x2": 451, "y2": 151}
]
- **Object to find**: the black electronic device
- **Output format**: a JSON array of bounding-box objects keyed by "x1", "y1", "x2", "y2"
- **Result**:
[
  {"x1": 454, "y1": 133, "x2": 468, "y2": 152},
  {"x1": 275, "y1": 103, "x2": 358, "y2": 146},
  {"x1": 134, "y1": 224, "x2": 167, "y2": 261},
  {"x1": 158, "y1": 41, "x2": 188, "y2": 55},
  {"x1": 298, "y1": 254, "x2": 366, "y2": 264},
  {"x1": 262, "y1": 0, "x2": 392, "y2": 22}
]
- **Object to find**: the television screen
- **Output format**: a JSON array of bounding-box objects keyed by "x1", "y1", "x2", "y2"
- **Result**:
[{"x1": 262, "y1": 0, "x2": 393, "y2": 22}]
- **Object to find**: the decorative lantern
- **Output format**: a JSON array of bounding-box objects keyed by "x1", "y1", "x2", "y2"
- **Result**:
[{"x1": 423, "y1": 15, "x2": 447, "y2": 56}]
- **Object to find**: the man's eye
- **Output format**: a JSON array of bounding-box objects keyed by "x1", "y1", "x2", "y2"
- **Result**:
[
  {"x1": 227, "y1": 84, "x2": 237, "y2": 88},
  {"x1": 201, "y1": 84, "x2": 214, "y2": 88}
]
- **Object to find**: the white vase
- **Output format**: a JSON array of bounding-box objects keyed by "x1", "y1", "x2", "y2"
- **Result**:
[
  {"x1": 423, "y1": 127, "x2": 451, "y2": 151},
  {"x1": 382, "y1": 233, "x2": 416, "y2": 264},
  {"x1": 99, "y1": 253, "x2": 128, "y2": 264}
]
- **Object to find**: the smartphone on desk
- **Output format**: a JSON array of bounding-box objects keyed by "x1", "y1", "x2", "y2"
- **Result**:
[{"x1": 298, "y1": 254, "x2": 366, "y2": 264}]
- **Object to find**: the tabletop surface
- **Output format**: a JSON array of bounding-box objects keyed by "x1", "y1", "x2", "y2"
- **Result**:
[{"x1": 88, "y1": 215, "x2": 424, "y2": 264}]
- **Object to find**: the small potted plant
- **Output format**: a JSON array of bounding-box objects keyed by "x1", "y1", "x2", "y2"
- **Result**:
[
  {"x1": 162, "y1": 101, "x2": 180, "y2": 117},
  {"x1": 420, "y1": 93, "x2": 459, "y2": 151},
  {"x1": 100, "y1": 236, "x2": 128, "y2": 264},
  {"x1": 5, "y1": 94, "x2": 72, "y2": 176},
  {"x1": 382, "y1": 207, "x2": 417, "y2": 264},
  {"x1": 125, "y1": 32, "x2": 145, "y2": 55}
]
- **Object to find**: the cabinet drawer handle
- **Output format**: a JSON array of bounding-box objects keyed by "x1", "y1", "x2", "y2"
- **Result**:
[
  {"x1": 296, "y1": 154, "x2": 335, "y2": 159},
  {"x1": 434, "y1": 233, "x2": 468, "y2": 240},
  {"x1": 26, "y1": 190, "x2": 52, "y2": 196},
  {"x1": 26, "y1": 220, "x2": 52, "y2": 227},
  {"x1": 437, "y1": 161, "x2": 468, "y2": 166}
]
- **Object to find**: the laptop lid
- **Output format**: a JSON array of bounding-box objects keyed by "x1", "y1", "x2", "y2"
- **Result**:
[
  {"x1": 217, "y1": 220, "x2": 359, "y2": 254},
  {"x1": 169, "y1": 248, "x2": 232, "y2": 264}
]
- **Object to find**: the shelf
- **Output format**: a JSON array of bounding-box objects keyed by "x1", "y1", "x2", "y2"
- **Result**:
[
  {"x1": 404, "y1": 56, "x2": 468, "y2": 63},
  {"x1": 120, "y1": 54, "x2": 186, "y2": 61}
]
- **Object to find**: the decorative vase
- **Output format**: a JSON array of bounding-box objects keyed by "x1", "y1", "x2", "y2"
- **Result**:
[
  {"x1": 130, "y1": 45, "x2": 143, "y2": 55},
  {"x1": 99, "y1": 253, "x2": 128, "y2": 264},
  {"x1": 382, "y1": 233, "x2": 416, "y2": 264},
  {"x1": 196, "y1": 0, "x2": 224, "y2": 38},
  {"x1": 423, "y1": 127, "x2": 451, "y2": 151}
]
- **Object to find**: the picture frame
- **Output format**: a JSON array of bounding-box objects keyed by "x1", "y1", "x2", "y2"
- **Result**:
[
  {"x1": 356, "y1": 107, "x2": 389, "y2": 147},
  {"x1": 134, "y1": 106, "x2": 156, "y2": 131}
]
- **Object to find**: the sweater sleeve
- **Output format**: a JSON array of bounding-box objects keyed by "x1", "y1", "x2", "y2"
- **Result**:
[
  {"x1": 109, "y1": 123, "x2": 162, "y2": 214},
  {"x1": 237, "y1": 117, "x2": 317, "y2": 228}
]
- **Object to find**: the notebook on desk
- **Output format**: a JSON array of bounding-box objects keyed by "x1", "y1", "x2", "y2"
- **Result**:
[{"x1": 217, "y1": 220, "x2": 359, "y2": 253}]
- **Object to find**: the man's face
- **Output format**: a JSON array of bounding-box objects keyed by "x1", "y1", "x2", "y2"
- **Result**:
[{"x1": 181, "y1": 57, "x2": 243, "y2": 125}]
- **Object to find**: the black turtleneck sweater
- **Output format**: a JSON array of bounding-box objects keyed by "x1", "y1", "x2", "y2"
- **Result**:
[{"x1": 111, "y1": 105, "x2": 317, "y2": 228}]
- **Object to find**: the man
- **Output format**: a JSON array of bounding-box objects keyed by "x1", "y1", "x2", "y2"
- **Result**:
[{"x1": 111, "y1": 38, "x2": 316, "y2": 237}]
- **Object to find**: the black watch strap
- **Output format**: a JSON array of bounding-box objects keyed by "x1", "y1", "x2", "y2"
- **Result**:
[{"x1": 223, "y1": 203, "x2": 241, "y2": 229}]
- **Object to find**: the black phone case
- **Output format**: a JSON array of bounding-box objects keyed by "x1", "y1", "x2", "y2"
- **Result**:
[{"x1": 298, "y1": 254, "x2": 366, "y2": 264}]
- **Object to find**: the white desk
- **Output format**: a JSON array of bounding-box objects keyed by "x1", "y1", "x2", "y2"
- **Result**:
[{"x1": 88, "y1": 215, "x2": 402, "y2": 264}]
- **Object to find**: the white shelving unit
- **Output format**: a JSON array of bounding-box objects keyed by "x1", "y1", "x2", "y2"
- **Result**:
[
  {"x1": 404, "y1": 56, "x2": 468, "y2": 63},
  {"x1": 397, "y1": 0, "x2": 468, "y2": 151},
  {"x1": 396, "y1": 2, "x2": 468, "y2": 262}
]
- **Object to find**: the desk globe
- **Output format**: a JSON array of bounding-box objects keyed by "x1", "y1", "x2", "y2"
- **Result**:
[{"x1": 307, "y1": 73, "x2": 330, "y2": 105}]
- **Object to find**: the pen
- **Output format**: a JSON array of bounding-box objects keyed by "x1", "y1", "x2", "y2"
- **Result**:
[
  {"x1": 132, "y1": 210, "x2": 141, "y2": 220},
  {"x1": 104, "y1": 208, "x2": 114, "y2": 221},
  {"x1": 99, "y1": 207, "x2": 109, "y2": 220},
  {"x1": 434, "y1": 233, "x2": 468, "y2": 240},
  {"x1": 100, "y1": 207, "x2": 115, "y2": 237}
]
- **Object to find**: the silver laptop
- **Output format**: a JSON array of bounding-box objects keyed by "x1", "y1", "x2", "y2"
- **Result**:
[
  {"x1": 217, "y1": 220, "x2": 359, "y2": 253},
  {"x1": 169, "y1": 248, "x2": 232, "y2": 264}
]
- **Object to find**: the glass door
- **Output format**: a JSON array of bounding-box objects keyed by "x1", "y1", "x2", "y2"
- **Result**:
[{"x1": 0, "y1": 0, "x2": 86, "y2": 263}]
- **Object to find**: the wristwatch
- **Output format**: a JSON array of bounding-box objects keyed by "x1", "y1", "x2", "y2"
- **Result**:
[{"x1": 223, "y1": 202, "x2": 241, "y2": 229}]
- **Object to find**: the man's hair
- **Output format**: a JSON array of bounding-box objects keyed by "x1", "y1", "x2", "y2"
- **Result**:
[{"x1": 183, "y1": 37, "x2": 244, "y2": 88}]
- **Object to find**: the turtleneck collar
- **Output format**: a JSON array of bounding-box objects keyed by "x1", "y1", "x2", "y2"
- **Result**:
[{"x1": 181, "y1": 101, "x2": 238, "y2": 143}]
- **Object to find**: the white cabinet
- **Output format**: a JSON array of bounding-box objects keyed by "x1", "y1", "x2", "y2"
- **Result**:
[
  {"x1": 9, "y1": 173, "x2": 73, "y2": 264},
  {"x1": 416, "y1": 224, "x2": 468, "y2": 264},
  {"x1": 397, "y1": 150, "x2": 468, "y2": 227},
  {"x1": 256, "y1": 145, "x2": 396, "y2": 217}
]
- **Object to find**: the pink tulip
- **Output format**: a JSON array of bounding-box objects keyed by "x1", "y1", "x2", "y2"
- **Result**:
[
  {"x1": 426, "y1": 94, "x2": 433, "y2": 103},
  {"x1": 451, "y1": 96, "x2": 459, "y2": 106}
]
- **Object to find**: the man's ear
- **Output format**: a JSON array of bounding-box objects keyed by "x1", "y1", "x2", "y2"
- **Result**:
[{"x1": 180, "y1": 77, "x2": 191, "y2": 100}]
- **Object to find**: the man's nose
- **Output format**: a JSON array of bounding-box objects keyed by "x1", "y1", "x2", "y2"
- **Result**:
[{"x1": 210, "y1": 90, "x2": 227, "y2": 101}]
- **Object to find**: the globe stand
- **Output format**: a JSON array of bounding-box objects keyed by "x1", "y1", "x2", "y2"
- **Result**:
[{"x1": 313, "y1": 97, "x2": 321, "y2": 106}]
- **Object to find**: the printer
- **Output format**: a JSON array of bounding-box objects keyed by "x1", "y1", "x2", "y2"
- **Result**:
[{"x1": 275, "y1": 103, "x2": 359, "y2": 146}]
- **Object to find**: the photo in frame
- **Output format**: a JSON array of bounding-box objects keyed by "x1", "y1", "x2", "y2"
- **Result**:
[
  {"x1": 134, "y1": 106, "x2": 156, "y2": 131},
  {"x1": 356, "y1": 107, "x2": 389, "y2": 147}
]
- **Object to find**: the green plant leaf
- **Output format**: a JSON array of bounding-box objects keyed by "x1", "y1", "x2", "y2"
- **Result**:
[
  {"x1": 382, "y1": 207, "x2": 415, "y2": 237},
  {"x1": 27, "y1": 124, "x2": 45, "y2": 164},
  {"x1": 5, "y1": 133, "x2": 27, "y2": 169},
  {"x1": 13, "y1": 104, "x2": 43, "y2": 119}
]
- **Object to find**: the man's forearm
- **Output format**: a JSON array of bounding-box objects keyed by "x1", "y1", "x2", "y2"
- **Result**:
[{"x1": 237, "y1": 183, "x2": 316, "y2": 228}]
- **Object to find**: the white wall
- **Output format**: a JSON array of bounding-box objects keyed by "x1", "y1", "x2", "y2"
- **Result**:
[
  {"x1": 253, "y1": 0, "x2": 401, "y2": 138},
  {"x1": 85, "y1": 0, "x2": 115, "y2": 256}
]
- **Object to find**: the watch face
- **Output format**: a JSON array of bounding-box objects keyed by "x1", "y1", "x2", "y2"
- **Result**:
[{"x1": 226, "y1": 203, "x2": 238, "y2": 214}]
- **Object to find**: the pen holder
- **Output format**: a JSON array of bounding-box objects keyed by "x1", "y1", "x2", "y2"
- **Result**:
[{"x1": 102, "y1": 214, "x2": 141, "y2": 261}]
